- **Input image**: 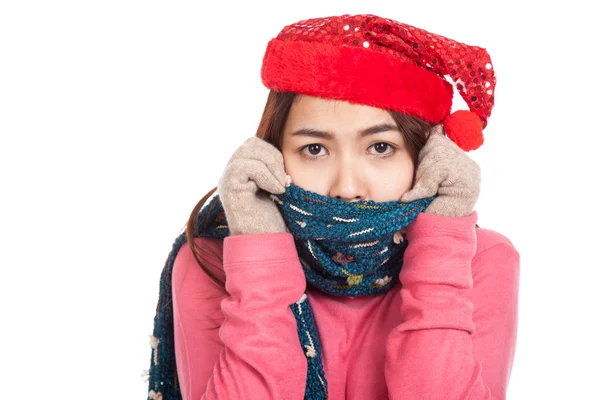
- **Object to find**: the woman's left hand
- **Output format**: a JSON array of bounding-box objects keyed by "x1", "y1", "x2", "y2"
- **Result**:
[{"x1": 400, "y1": 124, "x2": 481, "y2": 218}]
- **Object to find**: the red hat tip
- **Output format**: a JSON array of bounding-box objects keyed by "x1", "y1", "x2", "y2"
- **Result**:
[{"x1": 443, "y1": 110, "x2": 484, "y2": 152}]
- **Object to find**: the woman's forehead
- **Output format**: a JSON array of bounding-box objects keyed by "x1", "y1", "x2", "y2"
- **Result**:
[{"x1": 286, "y1": 95, "x2": 395, "y2": 133}]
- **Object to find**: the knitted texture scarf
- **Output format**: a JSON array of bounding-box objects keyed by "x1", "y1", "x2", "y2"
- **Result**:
[{"x1": 146, "y1": 183, "x2": 435, "y2": 400}]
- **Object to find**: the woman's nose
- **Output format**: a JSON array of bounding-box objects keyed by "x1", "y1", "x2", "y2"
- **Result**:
[{"x1": 328, "y1": 161, "x2": 367, "y2": 202}]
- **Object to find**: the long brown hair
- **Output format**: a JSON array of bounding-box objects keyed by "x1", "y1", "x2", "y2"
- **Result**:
[{"x1": 185, "y1": 90, "x2": 434, "y2": 291}]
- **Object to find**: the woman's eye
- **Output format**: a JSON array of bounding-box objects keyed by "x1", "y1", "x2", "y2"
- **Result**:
[
  {"x1": 301, "y1": 144, "x2": 327, "y2": 157},
  {"x1": 300, "y1": 143, "x2": 394, "y2": 159},
  {"x1": 368, "y1": 142, "x2": 394, "y2": 156}
]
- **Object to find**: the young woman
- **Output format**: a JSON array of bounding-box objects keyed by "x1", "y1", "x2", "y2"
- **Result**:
[{"x1": 146, "y1": 14, "x2": 520, "y2": 400}]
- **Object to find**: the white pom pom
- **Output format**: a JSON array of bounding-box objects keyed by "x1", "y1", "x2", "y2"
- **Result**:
[
  {"x1": 270, "y1": 194, "x2": 283, "y2": 205},
  {"x1": 296, "y1": 293, "x2": 308, "y2": 304},
  {"x1": 148, "y1": 390, "x2": 163, "y2": 400},
  {"x1": 304, "y1": 344, "x2": 317, "y2": 358},
  {"x1": 374, "y1": 276, "x2": 392, "y2": 288},
  {"x1": 149, "y1": 335, "x2": 160, "y2": 349},
  {"x1": 393, "y1": 230, "x2": 404, "y2": 244}
]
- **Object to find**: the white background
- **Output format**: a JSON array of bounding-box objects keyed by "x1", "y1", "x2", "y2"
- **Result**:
[{"x1": 1, "y1": 1, "x2": 598, "y2": 399}]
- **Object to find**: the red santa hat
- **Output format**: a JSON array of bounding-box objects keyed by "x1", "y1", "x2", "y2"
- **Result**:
[{"x1": 261, "y1": 14, "x2": 496, "y2": 151}]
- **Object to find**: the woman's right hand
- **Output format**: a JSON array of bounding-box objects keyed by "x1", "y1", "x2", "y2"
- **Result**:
[{"x1": 217, "y1": 137, "x2": 289, "y2": 236}]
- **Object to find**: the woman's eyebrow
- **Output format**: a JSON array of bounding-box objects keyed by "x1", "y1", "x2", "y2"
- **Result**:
[
  {"x1": 291, "y1": 123, "x2": 398, "y2": 139},
  {"x1": 360, "y1": 123, "x2": 399, "y2": 137}
]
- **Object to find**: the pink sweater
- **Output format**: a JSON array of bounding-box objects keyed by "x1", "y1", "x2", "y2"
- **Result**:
[{"x1": 172, "y1": 211, "x2": 520, "y2": 399}]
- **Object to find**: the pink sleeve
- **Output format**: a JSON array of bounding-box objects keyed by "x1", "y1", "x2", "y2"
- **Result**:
[
  {"x1": 384, "y1": 211, "x2": 520, "y2": 400},
  {"x1": 172, "y1": 232, "x2": 308, "y2": 400}
]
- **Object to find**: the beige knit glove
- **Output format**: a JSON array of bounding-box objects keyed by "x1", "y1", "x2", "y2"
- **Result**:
[
  {"x1": 217, "y1": 137, "x2": 289, "y2": 235},
  {"x1": 400, "y1": 124, "x2": 481, "y2": 218}
]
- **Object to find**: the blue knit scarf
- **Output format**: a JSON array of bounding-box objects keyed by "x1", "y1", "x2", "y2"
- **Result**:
[{"x1": 146, "y1": 183, "x2": 435, "y2": 400}]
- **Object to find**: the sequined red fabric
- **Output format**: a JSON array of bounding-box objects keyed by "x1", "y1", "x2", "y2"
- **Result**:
[{"x1": 275, "y1": 14, "x2": 495, "y2": 129}]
